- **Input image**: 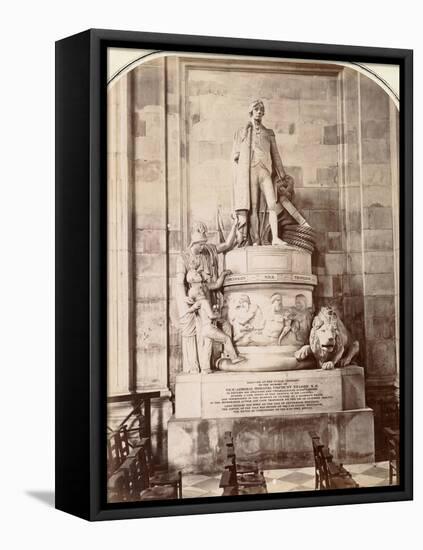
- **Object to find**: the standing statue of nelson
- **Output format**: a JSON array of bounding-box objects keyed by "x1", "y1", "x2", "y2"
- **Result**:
[{"x1": 232, "y1": 99, "x2": 312, "y2": 248}]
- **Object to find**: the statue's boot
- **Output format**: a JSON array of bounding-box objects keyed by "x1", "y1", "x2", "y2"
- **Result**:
[
  {"x1": 250, "y1": 212, "x2": 261, "y2": 246},
  {"x1": 236, "y1": 212, "x2": 250, "y2": 247}
]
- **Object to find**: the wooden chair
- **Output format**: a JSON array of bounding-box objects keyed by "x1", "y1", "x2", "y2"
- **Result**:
[
  {"x1": 309, "y1": 431, "x2": 358, "y2": 490},
  {"x1": 326, "y1": 459, "x2": 359, "y2": 489},
  {"x1": 107, "y1": 391, "x2": 160, "y2": 473},
  {"x1": 384, "y1": 428, "x2": 400, "y2": 485},
  {"x1": 220, "y1": 431, "x2": 267, "y2": 496},
  {"x1": 107, "y1": 426, "x2": 131, "y2": 477},
  {"x1": 108, "y1": 441, "x2": 182, "y2": 502},
  {"x1": 107, "y1": 425, "x2": 150, "y2": 478},
  {"x1": 309, "y1": 431, "x2": 330, "y2": 489},
  {"x1": 149, "y1": 468, "x2": 183, "y2": 499},
  {"x1": 224, "y1": 432, "x2": 260, "y2": 474}
]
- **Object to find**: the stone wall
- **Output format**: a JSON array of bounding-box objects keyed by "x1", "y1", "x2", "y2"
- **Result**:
[
  {"x1": 107, "y1": 74, "x2": 133, "y2": 396},
  {"x1": 132, "y1": 58, "x2": 168, "y2": 391},
  {"x1": 342, "y1": 70, "x2": 399, "y2": 455},
  {"x1": 108, "y1": 56, "x2": 399, "y2": 461}
]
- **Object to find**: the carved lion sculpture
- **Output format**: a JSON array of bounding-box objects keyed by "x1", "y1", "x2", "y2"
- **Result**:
[{"x1": 294, "y1": 306, "x2": 359, "y2": 370}]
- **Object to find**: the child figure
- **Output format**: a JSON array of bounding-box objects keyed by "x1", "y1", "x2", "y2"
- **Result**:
[
  {"x1": 186, "y1": 257, "x2": 244, "y2": 365},
  {"x1": 277, "y1": 309, "x2": 298, "y2": 345}
]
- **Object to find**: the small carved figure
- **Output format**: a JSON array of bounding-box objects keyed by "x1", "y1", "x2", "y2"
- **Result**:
[
  {"x1": 291, "y1": 294, "x2": 313, "y2": 344},
  {"x1": 264, "y1": 294, "x2": 312, "y2": 346},
  {"x1": 230, "y1": 294, "x2": 264, "y2": 345},
  {"x1": 186, "y1": 258, "x2": 244, "y2": 364},
  {"x1": 277, "y1": 309, "x2": 297, "y2": 345},
  {"x1": 176, "y1": 220, "x2": 238, "y2": 373},
  {"x1": 261, "y1": 293, "x2": 286, "y2": 344},
  {"x1": 177, "y1": 293, "x2": 201, "y2": 374},
  {"x1": 295, "y1": 306, "x2": 359, "y2": 370}
]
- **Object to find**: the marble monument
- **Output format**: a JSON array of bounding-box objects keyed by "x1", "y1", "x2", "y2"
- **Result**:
[{"x1": 168, "y1": 99, "x2": 374, "y2": 472}]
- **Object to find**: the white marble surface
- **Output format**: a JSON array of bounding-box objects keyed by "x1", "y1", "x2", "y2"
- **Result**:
[{"x1": 174, "y1": 366, "x2": 366, "y2": 419}]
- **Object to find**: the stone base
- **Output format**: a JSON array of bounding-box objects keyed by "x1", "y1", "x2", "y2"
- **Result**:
[
  {"x1": 167, "y1": 408, "x2": 375, "y2": 473},
  {"x1": 174, "y1": 366, "x2": 366, "y2": 419},
  {"x1": 169, "y1": 366, "x2": 374, "y2": 473}
]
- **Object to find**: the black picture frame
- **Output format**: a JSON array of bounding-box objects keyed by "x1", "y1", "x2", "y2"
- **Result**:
[{"x1": 55, "y1": 28, "x2": 413, "y2": 521}]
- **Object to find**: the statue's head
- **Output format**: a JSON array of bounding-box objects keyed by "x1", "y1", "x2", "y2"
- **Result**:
[
  {"x1": 188, "y1": 221, "x2": 208, "y2": 252},
  {"x1": 186, "y1": 254, "x2": 203, "y2": 283},
  {"x1": 295, "y1": 294, "x2": 307, "y2": 311},
  {"x1": 237, "y1": 294, "x2": 251, "y2": 309},
  {"x1": 270, "y1": 293, "x2": 282, "y2": 311},
  {"x1": 248, "y1": 99, "x2": 265, "y2": 120},
  {"x1": 188, "y1": 255, "x2": 202, "y2": 272}
]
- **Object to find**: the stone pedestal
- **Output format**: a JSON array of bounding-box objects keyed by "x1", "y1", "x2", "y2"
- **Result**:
[
  {"x1": 220, "y1": 245, "x2": 317, "y2": 371},
  {"x1": 168, "y1": 366, "x2": 374, "y2": 473}
]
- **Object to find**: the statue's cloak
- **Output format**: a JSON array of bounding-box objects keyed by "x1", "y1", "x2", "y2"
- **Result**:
[{"x1": 231, "y1": 124, "x2": 285, "y2": 213}]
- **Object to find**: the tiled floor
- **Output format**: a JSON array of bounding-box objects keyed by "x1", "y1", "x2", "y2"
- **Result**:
[{"x1": 181, "y1": 461, "x2": 391, "y2": 498}]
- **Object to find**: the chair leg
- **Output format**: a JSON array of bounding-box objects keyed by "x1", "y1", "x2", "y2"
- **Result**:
[{"x1": 178, "y1": 471, "x2": 182, "y2": 499}]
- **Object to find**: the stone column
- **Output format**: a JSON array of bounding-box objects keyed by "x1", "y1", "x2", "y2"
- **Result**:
[
  {"x1": 351, "y1": 72, "x2": 399, "y2": 456},
  {"x1": 132, "y1": 59, "x2": 169, "y2": 392},
  {"x1": 107, "y1": 73, "x2": 134, "y2": 396},
  {"x1": 359, "y1": 74, "x2": 397, "y2": 391},
  {"x1": 340, "y1": 68, "x2": 367, "y2": 356},
  {"x1": 389, "y1": 101, "x2": 400, "y2": 399},
  {"x1": 166, "y1": 56, "x2": 186, "y2": 388},
  {"x1": 338, "y1": 69, "x2": 399, "y2": 458}
]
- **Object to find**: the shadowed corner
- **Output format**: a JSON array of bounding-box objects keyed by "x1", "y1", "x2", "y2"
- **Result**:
[{"x1": 26, "y1": 490, "x2": 55, "y2": 508}]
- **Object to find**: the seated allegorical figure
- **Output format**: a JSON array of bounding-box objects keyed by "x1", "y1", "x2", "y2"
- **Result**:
[{"x1": 229, "y1": 294, "x2": 264, "y2": 346}]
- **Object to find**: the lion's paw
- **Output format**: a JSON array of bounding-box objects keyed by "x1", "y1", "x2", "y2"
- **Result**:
[
  {"x1": 295, "y1": 345, "x2": 311, "y2": 361},
  {"x1": 321, "y1": 361, "x2": 335, "y2": 370}
]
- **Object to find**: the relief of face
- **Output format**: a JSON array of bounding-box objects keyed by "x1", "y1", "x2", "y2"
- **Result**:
[
  {"x1": 272, "y1": 295, "x2": 282, "y2": 312},
  {"x1": 251, "y1": 104, "x2": 264, "y2": 122},
  {"x1": 189, "y1": 256, "x2": 201, "y2": 270},
  {"x1": 295, "y1": 296, "x2": 307, "y2": 311},
  {"x1": 238, "y1": 297, "x2": 250, "y2": 311},
  {"x1": 191, "y1": 242, "x2": 205, "y2": 254}
]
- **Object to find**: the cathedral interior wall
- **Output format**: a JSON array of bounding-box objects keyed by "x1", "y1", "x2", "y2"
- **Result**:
[{"x1": 107, "y1": 56, "x2": 399, "y2": 462}]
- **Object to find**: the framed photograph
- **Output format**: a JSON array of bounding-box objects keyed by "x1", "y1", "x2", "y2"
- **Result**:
[{"x1": 55, "y1": 29, "x2": 413, "y2": 521}]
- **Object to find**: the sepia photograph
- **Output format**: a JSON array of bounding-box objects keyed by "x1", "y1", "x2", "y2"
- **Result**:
[
  {"x1": 106, "y1": 47, "x2": 402, "y2": 504},
  {"x1": 2, "y1": 0, "x2": 419, "y2": 542}
]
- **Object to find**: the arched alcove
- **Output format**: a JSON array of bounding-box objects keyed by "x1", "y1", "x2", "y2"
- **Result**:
[{"x1": 107, "y1": 53, "x2": 399, "y2": 462}]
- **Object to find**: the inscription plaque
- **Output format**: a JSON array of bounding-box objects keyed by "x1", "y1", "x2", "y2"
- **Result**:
[{"x1": 201, "y1": 371, "x2": 343, "y2": 418}]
